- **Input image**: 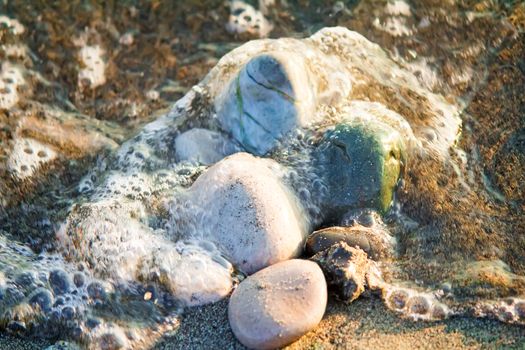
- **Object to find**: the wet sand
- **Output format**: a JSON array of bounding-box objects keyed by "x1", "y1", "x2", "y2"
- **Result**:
[
  {"x1": 0, "y1": 333, "x2": 49, "y2": 349},
  {"x1": 153, "y1": 297, "x2": 525, "y2": 350},
  {"x1": 4, "y1": 296, "x2": 525, "y2": 350}
]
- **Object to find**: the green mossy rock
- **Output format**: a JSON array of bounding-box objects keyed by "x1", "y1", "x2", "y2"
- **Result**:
[{"x1": 314, "y1": 121, "x2": 406, "y2": 221}]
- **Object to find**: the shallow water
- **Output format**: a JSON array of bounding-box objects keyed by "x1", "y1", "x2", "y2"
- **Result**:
[{"x1": 1, "y1": 0, "x2": 524, "y2": 349}]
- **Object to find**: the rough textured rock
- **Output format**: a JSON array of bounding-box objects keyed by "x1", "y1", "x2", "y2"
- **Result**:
[
  {"x1": 310, "y1": 242, "x2": 370, "y2": 302},
  {"x1": 228, "y1": 259, "x2": 327, "y2": 349},
  {"x1": 306, "y1": 225, "x2": 394, "y2": 261},
  {"x1": 188, "y1": 152, "x2": 309, "y2": 274},
  {"x1": 174, "y1": 128, "x2": 240, "y2": 165}
]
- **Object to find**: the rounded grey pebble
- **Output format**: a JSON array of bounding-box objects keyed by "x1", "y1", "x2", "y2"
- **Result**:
[{"x1": 228, "y1": 259, "x2": 327, "y2": 349}]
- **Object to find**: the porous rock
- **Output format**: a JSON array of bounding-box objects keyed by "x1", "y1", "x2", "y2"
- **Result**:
[
  {"x1": 310, "y1": 242, "x2": 370, "y2": 302},
  {"x1": 306, "y1": 225, "x2": 393, "y2": 260}
]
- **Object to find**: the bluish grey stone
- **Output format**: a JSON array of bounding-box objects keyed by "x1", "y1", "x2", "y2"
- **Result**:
[{"x1": 216, "y1": 53, "x2": 316, "y2": 156}]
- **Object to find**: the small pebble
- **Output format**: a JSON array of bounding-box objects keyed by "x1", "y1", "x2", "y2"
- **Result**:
[{"x1": 228, "y1": 259, "x2": 327, "y2": 349}]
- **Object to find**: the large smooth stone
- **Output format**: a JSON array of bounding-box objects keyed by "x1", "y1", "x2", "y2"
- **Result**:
[
  {"x1": 314, "y1": 119, "x2": 405, "y2": 220},
  {"x1": 228, "y1": 259, "x2": 327, "y2": 349},
  {"x1": 215, "y1": 52, "x2": 317, "y2": 155},
  {"x1": 188, "y1": 153, "x2": 309, "y2": 274},
  {"x1": 174, "y1": 128, "x2": 239, "y2": 165}
]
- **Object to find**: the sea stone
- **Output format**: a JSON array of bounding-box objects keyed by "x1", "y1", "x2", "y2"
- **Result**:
[
  {"x1": 306, "y1": 225, "x2": 393, "y2": 260},
  {"x1": 310, "y1": 242, "x2": 370, "y2": 302},
  {"x1": 214, "y1": 46, "x2": 351, "y2": 156},
  {"x1": 216, "y1": 52, "x2": 316, "y2": 155},
  {"x1": 174, "y1": 128, "x2": 239, "y2": 165},
  {"x1": 314, "y1": 118, "x2": 405, "y2": 220},
  {"x1": 228, "y1": 259, "x2": 327, "y2": 349},
  {"x1": 188, "y1": 152, "x2": 309, "y2": 274}
]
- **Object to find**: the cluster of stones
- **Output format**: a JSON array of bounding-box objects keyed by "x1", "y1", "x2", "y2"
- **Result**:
[
  {"x1": 163, "y1": 27, "x2": 456, "y2": 348},
  {"x1": 1, "y1": 27, "x2": 464, "y2": 349}
]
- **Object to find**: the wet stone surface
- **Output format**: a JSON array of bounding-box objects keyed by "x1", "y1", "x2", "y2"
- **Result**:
[{"x1": 314, "y1": 120, "x2": 405, "y2": 220}]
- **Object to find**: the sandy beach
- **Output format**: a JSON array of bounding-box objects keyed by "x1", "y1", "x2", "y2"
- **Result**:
[
  {"x1": 158, "y1": 297, "x2": 525, "y2": 349},
  {"x1": 1, "y1": 0, "x2": 524, "y2": 349}
]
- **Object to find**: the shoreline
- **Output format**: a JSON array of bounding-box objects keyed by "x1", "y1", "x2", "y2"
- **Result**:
[{"x1": 154, "y1": 297, "x2": 525, "y2": 349}]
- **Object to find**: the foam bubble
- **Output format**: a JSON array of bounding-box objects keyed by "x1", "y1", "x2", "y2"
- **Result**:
[
  {"x1": 78, "y1": 45, "x2": 106, "y2": 89},
  {"x1": 226, "y1": 1, "x2": 273, "y2": 38},
  {"x1": 7, "y1": 138, "x2": 58, "y2": 180}
]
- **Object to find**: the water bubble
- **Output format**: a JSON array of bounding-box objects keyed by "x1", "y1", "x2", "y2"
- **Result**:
[
  {"x1": 61, "y1": 306, "x2": 75, "y2": 320},
  {"x1": 388, "y1": 289, "x2": 409, "y2": 309},
  {"x1": 49, "y1": 270, "x2": 73, "y2": 295},
  {"x1": 28, "y1": 288, "x2": 53, "y2": 312},
  {"x1": 73, "y1": 273, "x2": 85, "y2": 288},
  {"x1": 408, "y1": 295, "x2": 430, "y2": 315},
  {"x1": 87, "y1": 282, "x2": 107, "y2": 301}
]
